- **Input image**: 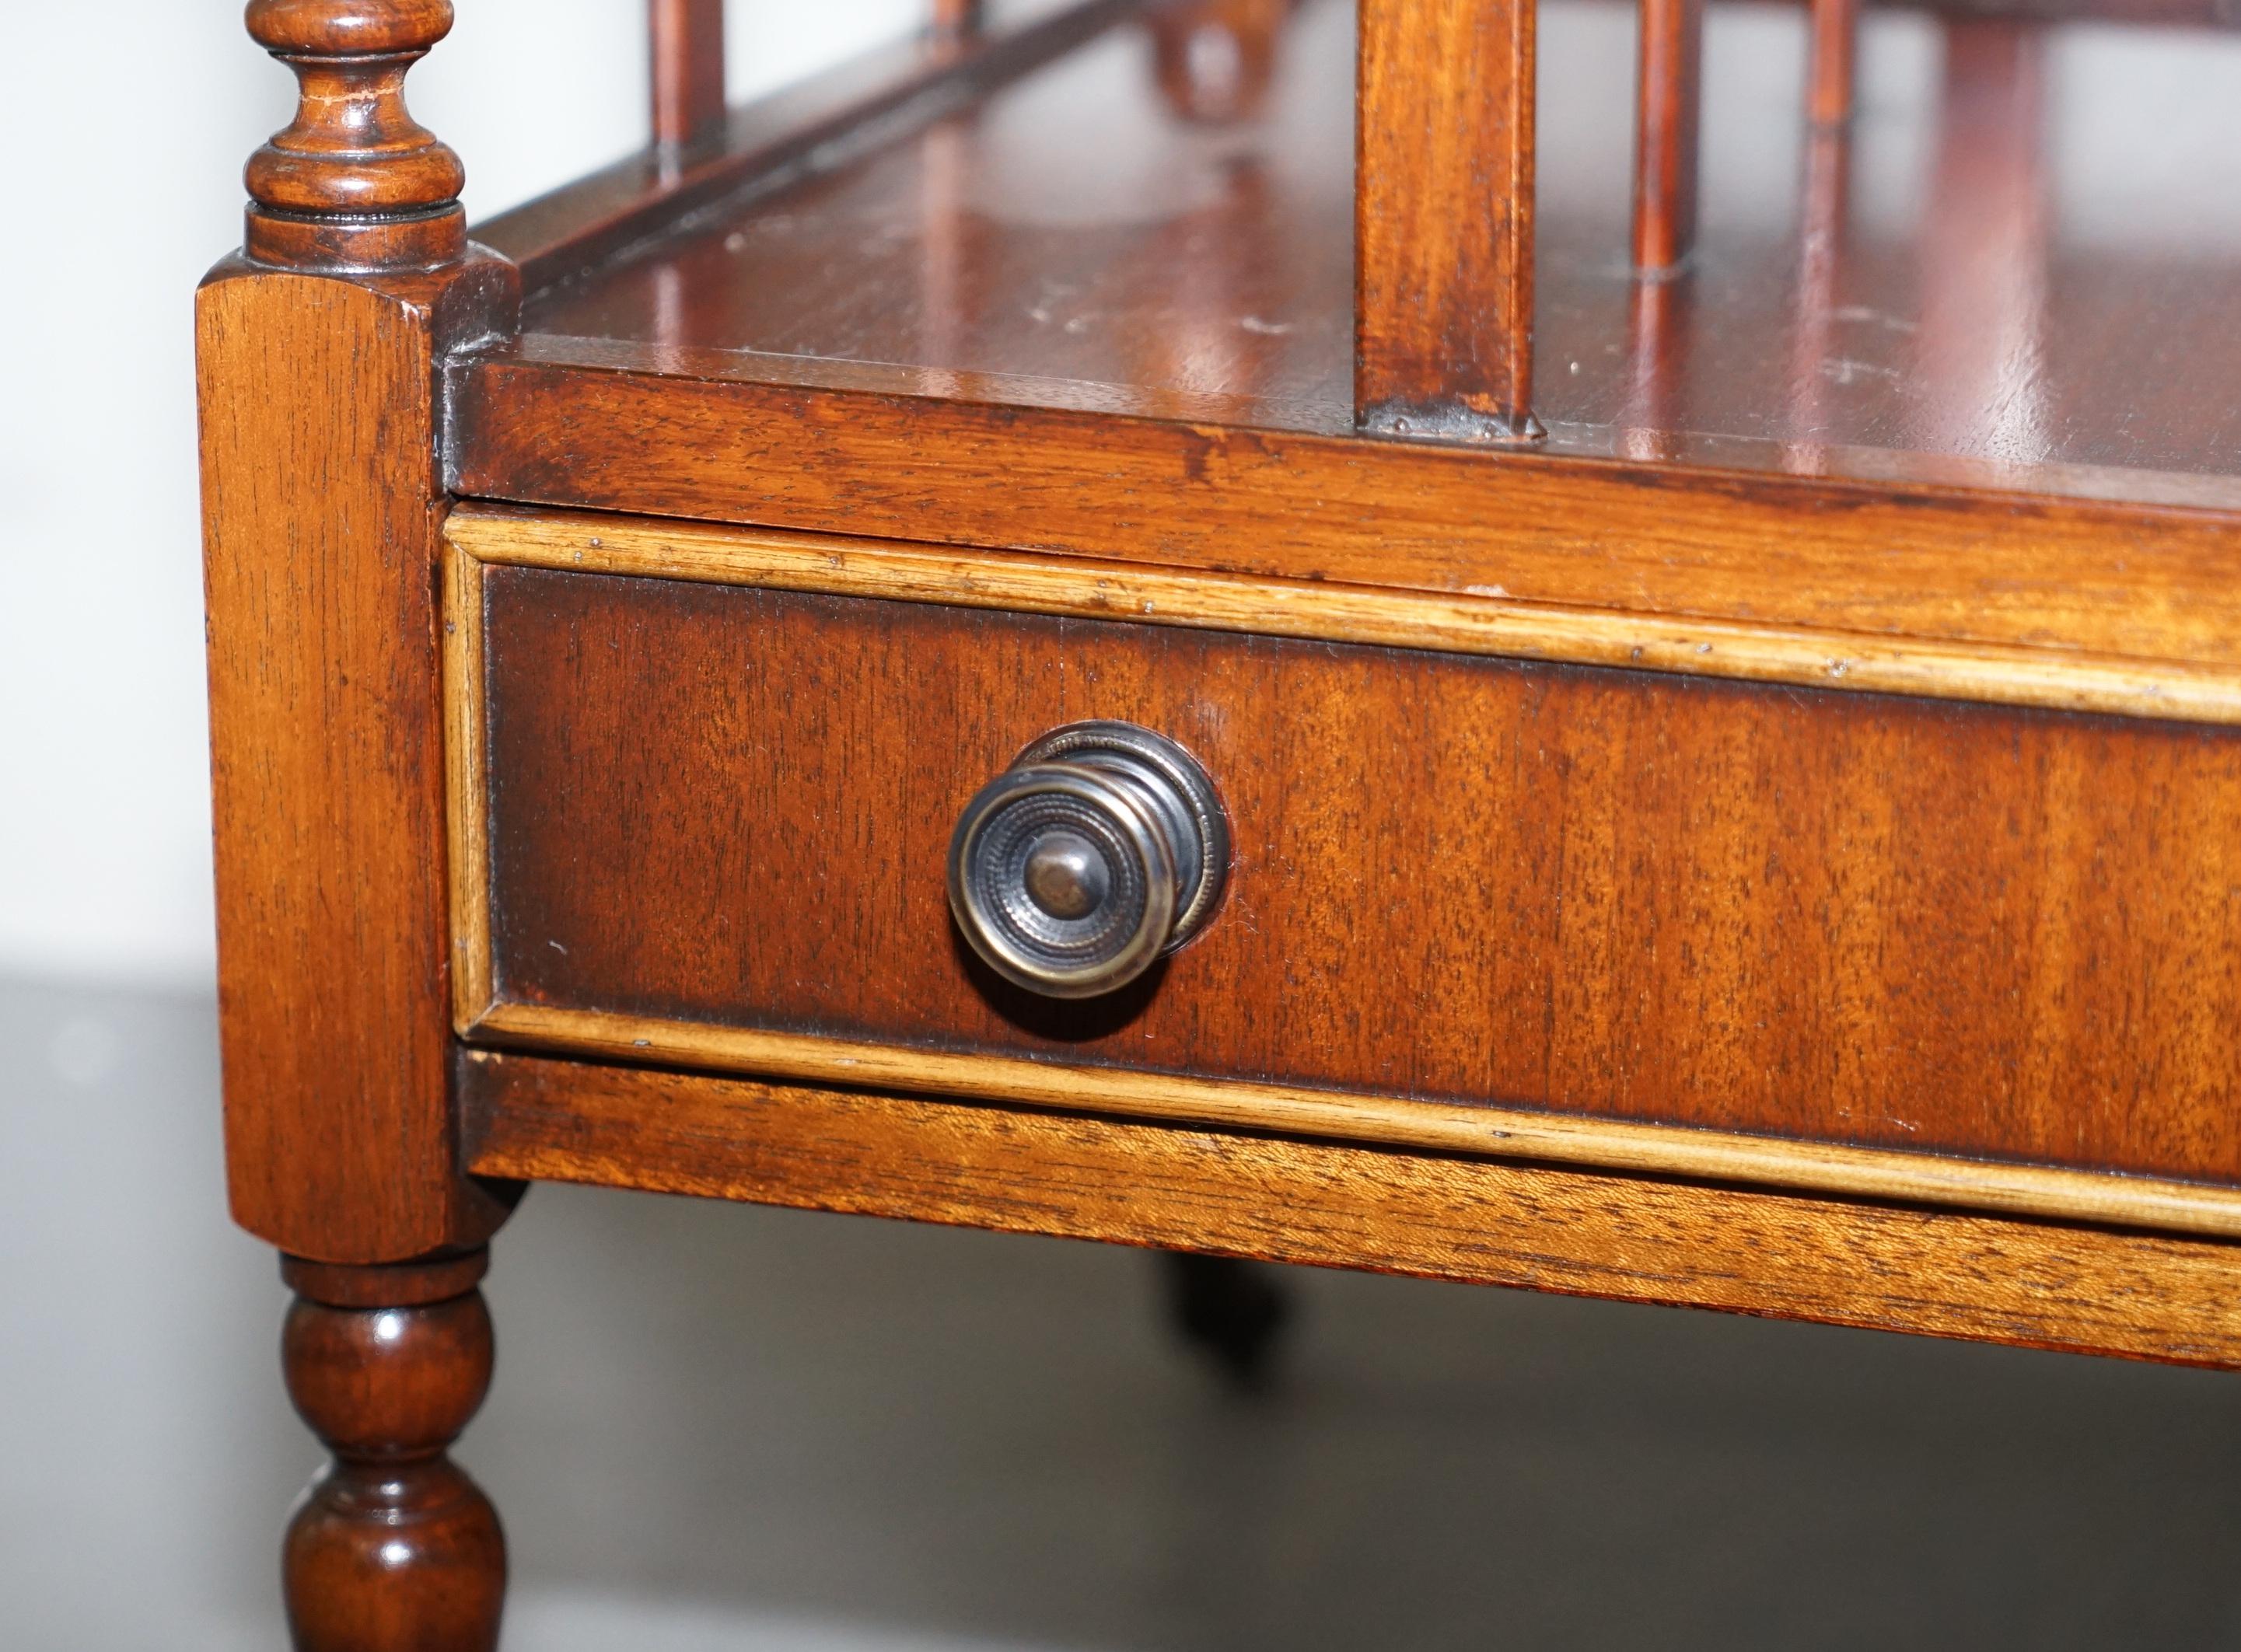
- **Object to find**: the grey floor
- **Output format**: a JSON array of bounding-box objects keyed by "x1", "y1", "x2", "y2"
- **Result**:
[{"x1": 9, "y1": 974, "x2": 2241, "y2": 1650}]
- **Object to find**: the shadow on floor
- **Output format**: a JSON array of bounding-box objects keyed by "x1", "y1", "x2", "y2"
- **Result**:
[{"x1": 7, "y1": 973, "x2": 2241, "y2": 1650}]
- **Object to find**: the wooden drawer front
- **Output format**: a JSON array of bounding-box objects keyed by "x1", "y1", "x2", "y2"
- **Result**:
[{"x1": 453, "y1": 548, "x2": 2241, "y2": 1192}]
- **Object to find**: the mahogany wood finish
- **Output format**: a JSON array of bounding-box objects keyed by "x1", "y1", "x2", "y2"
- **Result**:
[
  {"x1": 449, "y1": 358, "x2": 2241, "y2": 671},
  {"x1": 203, "y1": 0, "x2": 519, "y2": 1263},
  {"x1": 243, "y1": 0, "x2": 468, "y2": 271},
  {"x1": 465, "y1": 999, "x2": 2241, "y2": 1241},
  {"x1": 442, "y1": 511, "x2": 2241, "y2": 1240},
  {"x1": 463, "y1": 1053, "x2": 2241, "y2": 1370},
  {"x1": 201, "y1": 261, "x2": 520, "y2": 1261},
  {"x1": 649, "y1": 0, "x2": 726, "y2": 148},
  {"x1": 206, "y1": 7, "x2": 520, "y2": 1638},
  {"x1": 1148, "y1": 0, "x2": 1297, "y2": 123},
  {"x1": 446, "y1": 507, "x2": 2241, "y2": 725},
  {"x1": 1355, "y1": 0, "x2": 1539, "y2": 441},
  {"x1": 489, "y1": 8, "x2": 2241, "y2": 494},
  {"x1": 1631, "y1": 0, "x2": 1703, "y2": 271},
  {"x1": 281, "y1": 1253, "x2": 504, "y2": 1652},
  {"x1": 202, "y1": 0, "x2": 2241, "y2": 1640},
  {"x1": 1809, "y1": 0, "x2": 1862, "y2": 126},
  {"x1": 477, "y1": 0, "x2": 1145, "y2": 295},
  {"x1": 457, "y1": 555, "x2": 2241, "y2": 1187}
]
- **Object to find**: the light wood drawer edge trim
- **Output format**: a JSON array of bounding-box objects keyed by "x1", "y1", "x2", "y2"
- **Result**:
[
  {"x1": 443, "y1": 541, "x2": 496, "y2": 1032},
  {"x1": 462, "y1": 1049, "x2": 2241, "y2": 1368},
  {"x1": 445, "y1": 504, "x2": 2241, "y2": 725},
  {"x1": 464, "y1": 1000, "x2": 2241, "y2": 1244}
]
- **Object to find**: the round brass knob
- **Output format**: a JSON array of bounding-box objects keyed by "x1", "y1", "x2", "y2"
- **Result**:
[{"x1": 948, "y1": 721, "x2": 1229, "y2": 998}]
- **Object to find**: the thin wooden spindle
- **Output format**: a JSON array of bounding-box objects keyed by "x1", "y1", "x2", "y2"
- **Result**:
[
  {"x1": 650, "y1": 0, "x2": 728, "y2": 148},
  {"x1": 1782, "y1": 125, "x2": 1851, "y2": 476},
  {"x1": 1355, "y1": 0, "x2": 1540, "y2": 442},
  {"x1": 932, "y1": 0, "x2": 985, "y2": 40},
  {"x1": 1631, "y1": 0, "x2": 1704, "y2": 272},
  {"x1": 1808, "y1": 0, "x2": 1860, "y2": 127}
]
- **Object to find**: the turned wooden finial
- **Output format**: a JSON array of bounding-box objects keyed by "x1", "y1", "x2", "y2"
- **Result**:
[{"x1": 243, "y1": 0, "x2": 467, "y2": 271}]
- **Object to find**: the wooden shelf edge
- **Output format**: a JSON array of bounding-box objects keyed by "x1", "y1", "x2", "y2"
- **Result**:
[
  {"x1": 461, "y1": 999, "x2": 2241, "y2": 1246},
  {"x1": 445, "y1": 504, "x2": 2241, "y2": 725},
  {"x1": 459, "y1": 1048, "x2": 2241, "y2": 1369},
  {"x1": 446, "y1": 360, "x2": 2241, "y2": 676}
]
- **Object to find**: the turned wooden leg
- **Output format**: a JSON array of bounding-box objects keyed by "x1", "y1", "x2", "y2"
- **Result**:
[
  {"x1": 278, "y1": 1252, "x2": 505, "y2": 1652},
  {"x1": 1162, "y1": 1252, "x2": 1294, "y2": 1391}
]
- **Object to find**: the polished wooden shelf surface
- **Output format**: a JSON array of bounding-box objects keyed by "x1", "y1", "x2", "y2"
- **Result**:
[{"x1": 509, "y1": 0, "x2": 2241, "y2": 504}]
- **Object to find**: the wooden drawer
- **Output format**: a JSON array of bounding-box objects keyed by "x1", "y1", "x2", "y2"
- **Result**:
[{"x1": 446, "y1": 508, "x2": 2241, "y2": 1233}]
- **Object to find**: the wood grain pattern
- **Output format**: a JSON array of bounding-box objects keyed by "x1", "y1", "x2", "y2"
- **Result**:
[
  {"x1": 443, "y1": 543, "x2": 496, "y2": 1028},
  {"x1": 243, "y1": 0, "x2": 467, "y2": 271},
  {"x1": 449, "y1": 350, "x2": 2241, "y2": 669},
  {"x1": 491, "y1": 5, "x2": 2241, "y2": 494},
  {"x1": 456, "y1": 556, "x2": 2241, "y2": 1189},
  {"x1": 200, "y1": 258, "x2": 521, "y2": 1263},
  {"x1": 476, "y1": 0, "x2": 1145, "y2": 295},
  {"x1": 446, "y1": 506, "x2": 2241, "y2": 724},
  {"x1": 282, "y1": 1255, "x2": 504, "y2": 1651},
  {"x1": 461, "y1": 1052, "x2": 2241, "y2": 1369},
  {"x1": 1355, "y1": 0, "x2": 1538, "y2": 440},
  {"x1": 649, "y1": 0, "x2": 726, "y2": 148},
  {"x1": 464, "y1": 1001, "x2": 2241, "y2": 1242}
]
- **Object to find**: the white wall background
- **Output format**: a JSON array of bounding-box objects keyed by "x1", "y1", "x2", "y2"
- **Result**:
[
  {"x1": 8, "y1": 2, "x2": 2241, "y2": 988},
  {"x1": 0, "y1": 0, "x2": 919, "y2": 989}
]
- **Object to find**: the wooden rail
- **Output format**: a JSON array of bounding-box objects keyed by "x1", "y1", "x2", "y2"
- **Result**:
[{"x1": 480, "y1": 0, "x2": 1141, "y2": 295}]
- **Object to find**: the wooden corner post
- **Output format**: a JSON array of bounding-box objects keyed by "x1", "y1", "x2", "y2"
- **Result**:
[
  {"x1": 1355, "y1": 0, "x2": 1541, "y2": 442},
  {"x1": 198, "y1": 4, "x2": 519, "y2": 1643}
]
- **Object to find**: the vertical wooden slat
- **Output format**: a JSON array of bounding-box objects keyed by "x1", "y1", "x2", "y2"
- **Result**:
[
  {"x1": 1808, "y1": 0, "x2": 1860, "y2": 127},
  {"x1": 1918, "y1": 20, "x2": 2049, "y2": 455},
  {"x1": 1355, "y1": 0, "x2": 1540, "y2": 442},
  {"x1": 651, "y1": 0, "x2": 728, "y2": 147},
  {"x1": 1782, "y1": 125, "x2": 1851, "y2": 475},
  {"x1": 1631, "y1": 0, "x2": 1703, "y2": 272}
]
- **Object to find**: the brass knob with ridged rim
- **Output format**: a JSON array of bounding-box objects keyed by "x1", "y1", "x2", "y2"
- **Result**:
[{"x1": 947, "y1": 721, "x2": 1230, "y2": 998}]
